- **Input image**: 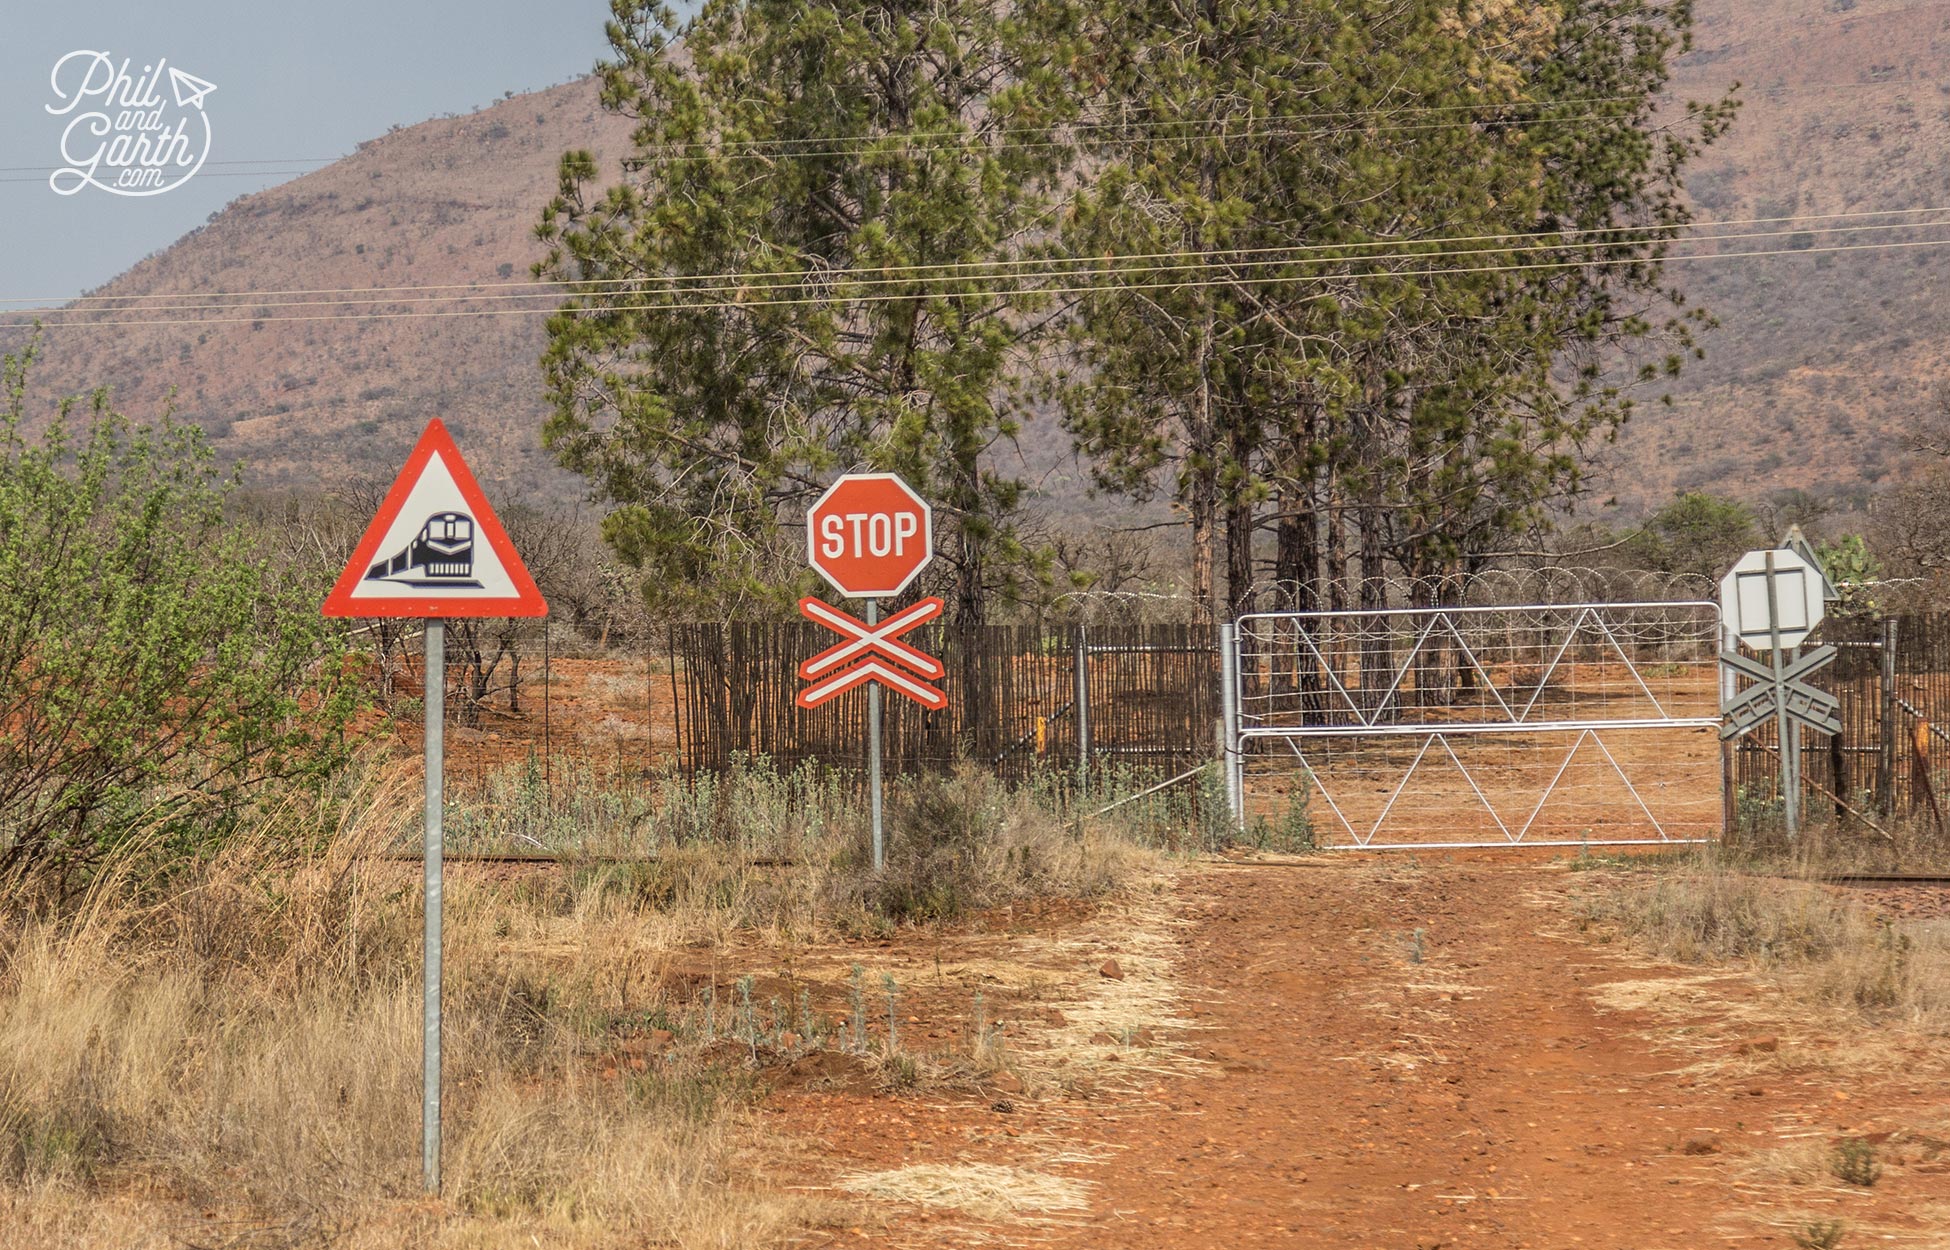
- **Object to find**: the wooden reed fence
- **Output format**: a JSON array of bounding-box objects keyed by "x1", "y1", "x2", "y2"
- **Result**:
[
  {"x1": 1731, "y1": 612, "x2": 1950, "y2": 824},
  {"x1": 667, "y1": 620, "x2": 1218, "y2": 782}
]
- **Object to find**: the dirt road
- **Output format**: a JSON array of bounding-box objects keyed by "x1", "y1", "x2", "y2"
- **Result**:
[{"x1": 780, "y1": 858, "x2": 1949, "y2": 1247}]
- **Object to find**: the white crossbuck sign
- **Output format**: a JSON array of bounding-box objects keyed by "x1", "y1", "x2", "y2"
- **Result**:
[
  {"x1": 795, "y1": 596, "x2": 947, "y2": 710},
  {"x1": 798, "y1": 598, "x2": 945, "y2": 680},
  {"x1": 1719, "y1": 646, "x2": 1842, "y2": 739}
]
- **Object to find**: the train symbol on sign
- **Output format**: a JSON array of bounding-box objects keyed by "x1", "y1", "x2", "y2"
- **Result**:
[{"x1": 365, "y1": 512, "x2": 482, "y2": 589}]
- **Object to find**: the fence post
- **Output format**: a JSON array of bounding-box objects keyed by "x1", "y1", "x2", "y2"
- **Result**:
[
  {"x1": 1219, "y1": 621, "x2": 1243, "y2": 831},
  {"x1": 1720, "y1": 738, "x2": 1735, "y2": 837},
  {"x1": 1074, "y1": 626, "x2": 1091, "y2": 797},
  {"x1": 1879, "y1": 615, "x2": 1898, "y2": 814}
]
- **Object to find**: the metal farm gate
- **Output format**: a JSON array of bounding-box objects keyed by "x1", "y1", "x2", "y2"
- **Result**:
[{"x1": 1223, "y1": 602, "x2": 1724, "y2": 849}]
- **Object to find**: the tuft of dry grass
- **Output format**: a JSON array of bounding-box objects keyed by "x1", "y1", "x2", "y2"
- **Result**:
[
  {"x1": 845, "y1": 767, "x2": 1158, "y2": 925},
  {"x1": 1735, "y1": 1138, "x2": 1836, "y2": 1189},
  {"x1": 1575, "y1": 854, "x2": 1950, "y2": 1027},
  {"x1": 835, "y1": 1162, "x2": 1092, "y2": 1221}
]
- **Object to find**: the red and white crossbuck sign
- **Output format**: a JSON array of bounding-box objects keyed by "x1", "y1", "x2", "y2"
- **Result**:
[{"x1": 796, "y1": 596, "x2": 947, "y2": 711}]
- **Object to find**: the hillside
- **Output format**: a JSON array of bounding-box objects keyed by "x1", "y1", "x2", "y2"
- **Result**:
[
  {"x1": 5, "y1": 0, "x2": 1949, "y2": 518},
  {"x1": 1620, "y1": 0, "x2": 1950, "y2": 514},
  {"x1": 0, "y1": 78, "x2": 632, "y2": 502}
]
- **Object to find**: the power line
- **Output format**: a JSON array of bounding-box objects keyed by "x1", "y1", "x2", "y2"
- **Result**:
[
  {"x1": 0, "y1": 107, "x2": 1655, "y2": 192},
  {"x1": 1, "y1": 22, "x2": 1937, "y2": 189},
  {"x1": 0, "y1": 157, "x2": 342, "y2": 174},
  {"x1": 14, "y1": 214, "x2": 1947, "y2": 321},
  {"x1": 9, "y1": 232, "x2": 1949, "y2": 332},
  {"x1": 1, "y1": 54, "x2": 1934, "y2": 187},
  {"x1": 0, "y1": 99, "x2": 1663, "y2": 182},
  {"x1": 0, "y1": 169, "x2": 332, "y2": 186},
  {"x1": 7, "y1": 203, "x2": 1948, "y2": 310}
]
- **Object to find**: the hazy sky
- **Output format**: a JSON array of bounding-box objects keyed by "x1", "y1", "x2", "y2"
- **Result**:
[{"x1": 1, "y1": 1, "x2": 617, "y2": 302}]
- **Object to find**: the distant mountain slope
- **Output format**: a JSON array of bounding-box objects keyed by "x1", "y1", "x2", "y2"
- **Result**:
[
  {"x1": 2, "y1": 78, "x2": 632, "y2": 501},
  {"x1": 7, "y1": 0, "x2": 1948, "y2": 520},
  {"x1": 1612, "y1": 0, "x2": 1950, "y2": 513}
]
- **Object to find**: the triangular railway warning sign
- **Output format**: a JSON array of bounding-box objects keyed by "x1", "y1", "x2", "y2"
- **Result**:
[{"x1": 322, "y1": 419, "x2": 546, "y2": 619}]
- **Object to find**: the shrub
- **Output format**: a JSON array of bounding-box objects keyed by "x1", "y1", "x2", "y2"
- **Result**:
[
  {"x1": 1831, "y1": 1138, "x2": 1881, "y2": 1187},
  {"x1": 1794, "y1": 1219, "x2": 1846, "y2": 1250},
  {"x1": 856, "y1": 767, "x2": 1145, "y2": 922},
  {"x1": 0, "y1": 343, "x2": 356, "y2": 893}
]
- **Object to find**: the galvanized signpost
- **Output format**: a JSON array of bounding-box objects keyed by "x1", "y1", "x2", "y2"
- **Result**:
[
  {"x1": 795, "y1": 473, "x2": 939, "y2": 871},
  {"x1": 1718, "y1": 546, "x2": 1840, "y2": 837},
  {"x1": 322, "y1": 419, "x2": 546, "y2": 1194}
]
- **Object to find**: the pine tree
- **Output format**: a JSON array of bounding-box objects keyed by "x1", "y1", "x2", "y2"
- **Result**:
[
  {"x1": 536, "y1": 0, "x2": 1077, "y2": 623},
  {"x1": 1061, "y1": 0, "x2": 1733, "y2": 620}
]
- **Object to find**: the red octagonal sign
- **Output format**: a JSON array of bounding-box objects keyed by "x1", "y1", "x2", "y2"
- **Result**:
[{"x1": 807, "y1": 473, "x2": 933, "y2": 598}]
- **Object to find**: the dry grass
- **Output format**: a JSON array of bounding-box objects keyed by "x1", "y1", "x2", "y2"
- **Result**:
[
  {"x1": 836, "y1": 767, "x2": 1161, "y2": 927},
  {"x1": 1728, "y1": 813, "x2": 1950, "y2": 877},
  {"x1": 0, "y1": 759, "x2": 1168, "y2": 1247},
  {"x1": 1734, "y1": 1138, "x2": 1838, "y2": 1189},
  {"x1": 1574, "y1": 853, "x2": 1950, "y2": 1028},
  {"x1": 0, "y1": 771, "x2": 797, "y2": 1249},
  {"x1": 835, "y1": 1162, "x2": 1092, "y2": 1221},
  {"x1": 1023, "y1": 876, "x2": 1206, "y2": 1089},
  {"x1": 449, "y1": 759, "x2": 1163, "y2": 941}
]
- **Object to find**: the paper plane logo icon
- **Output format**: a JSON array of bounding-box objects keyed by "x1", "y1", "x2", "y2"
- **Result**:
[{"x1": 167, "y1": 66, "x2": 217, "y2": 110}]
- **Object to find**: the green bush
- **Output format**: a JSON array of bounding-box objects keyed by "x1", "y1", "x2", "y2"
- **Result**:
[{"x1": 0, "y1": 344, "x2": 356, "y2": 891}]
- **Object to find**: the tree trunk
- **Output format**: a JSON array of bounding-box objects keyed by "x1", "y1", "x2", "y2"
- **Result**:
[
  {"x1": 953, "y1": 516, "x2": 985, "y2": 631},
  {"x1": 953, "y1": 520, "x2": 990, "y2": 757},
  {"x1": 1187, "y1": 304, "x2": 1219, "y2": 625},
  {"x1": 1221, "y1": 375, "x2": 1258, "y2": 622},
  {"x1": 1275, "y1": 470, "x2": 1322, "y2": 720},
  {"x1": 1357, "y1": 501, "x2": 1395, "y2": 714},
  {"x1": 1274, "y1": 483, "x2": 1319, "y2": 614},
  {"x1": 1224, "y1": 484, "x2": 1255, "y2": 623}
]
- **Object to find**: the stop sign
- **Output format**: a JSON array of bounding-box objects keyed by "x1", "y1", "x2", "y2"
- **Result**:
[{"x1": 806, "y1": 473, "x2": 933, "y2": 598}]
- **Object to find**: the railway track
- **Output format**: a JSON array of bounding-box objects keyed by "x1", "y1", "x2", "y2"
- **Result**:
[{"x1": 358, "y1": 852, "x2": 800, "y2": 867}]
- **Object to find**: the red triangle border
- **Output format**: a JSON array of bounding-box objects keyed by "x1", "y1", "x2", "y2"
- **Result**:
[{"x1": 321, "y1": 418, "x2": 547, "y2": 619}]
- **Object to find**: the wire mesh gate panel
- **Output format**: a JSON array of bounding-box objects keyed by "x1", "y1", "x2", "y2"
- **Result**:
[{"x1": 1233, "y1": 602, "x2": 1723, "y2": 848}]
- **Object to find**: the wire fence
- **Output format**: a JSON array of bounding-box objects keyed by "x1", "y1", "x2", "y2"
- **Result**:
[
  {"x1": 1729, "y1": 612, "x2": 1950, "y2": 829},
  {"x1": 352, "y1": 618, "x2": 1221, "y2": 797},
  {"x1": 666, "y1": 620, "x2": 1217, "y2": 783},
  {"x1": 341, "y1": 590, "x2": 1950, "y2": 842}
]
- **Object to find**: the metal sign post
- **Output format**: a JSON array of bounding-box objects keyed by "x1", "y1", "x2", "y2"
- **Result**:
[
  {"x1": 322, "y1": 420, "x2": 546, "y2": 1196},
  {"x1": 797, "y1": 473, "x2": 940, "y2": 874},
  {"x1": 1764, "y1": 551, "x2": 1798, "y2": 834},
  {"x1": 865, "y1": 599, "x2": 883, "y2": 871},
  {"x1": 422, "y1": 620, "x2": 444, "y2": 1192}
]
